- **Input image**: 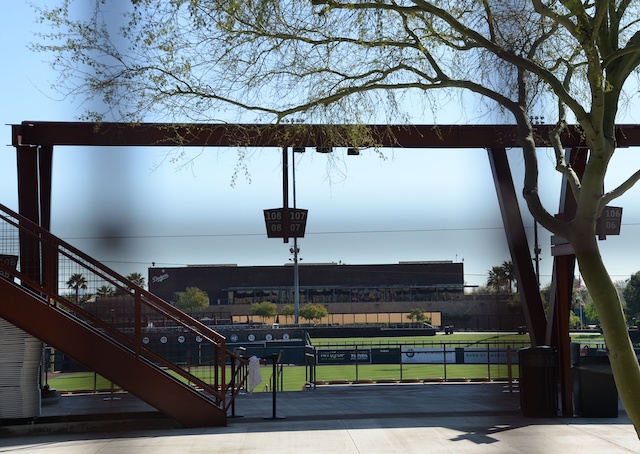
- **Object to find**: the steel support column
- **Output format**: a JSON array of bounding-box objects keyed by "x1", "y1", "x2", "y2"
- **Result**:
[
  {"x1": 16, "y1": 145, "x2": 41, "y2": 284},
  {"x1": 16, "y1": 144, "x2": 53, "y2": 285},
  {"x1": 16, "y1": 145, "x2": 40, "y2": 225},
  {"x1": 488, "y1": 147, "x2": 546, "y2": 346},
  {"x1": 546, "y1": 147, "x2": 588, "y2": 417},
  {"x1": 549, "y1": 255, "x2": 576, "y2": 416},
  {"x1": 38, "y1": 145, "x2": 53, "y2": 232}
]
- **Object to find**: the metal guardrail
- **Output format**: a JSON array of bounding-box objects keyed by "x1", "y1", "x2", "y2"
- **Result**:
[{"x1": 0, "y1": 202, "x2": 248, "y2": 413}]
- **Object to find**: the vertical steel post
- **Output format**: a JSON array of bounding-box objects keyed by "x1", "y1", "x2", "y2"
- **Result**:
[
  {"x1": 292, "y1": 147, "x2": 300, "y2": 325},
  {"x1": 487, "y1": 343, "x2": 491, "y2": 380},
  {"x1": 487, "y1": 147, "x2": 547, "y2": 346},
  {"x1": 264, "y1": 353, "x2": 285, "y2": 419},
  {"x1": 16, "y1": 145, "x2": 41, "y2": 285},
  {"x1": 547, "y1": 147, "x2": 587, "y2": 417},
  {"x1": 282, "y1": 146, "x2": 289, "y2": 243},
  {"x1": 134, "y1": 290, "x2": 141, "y2": 355},
  {"x1": 443, "y1": 344, "x2": 447, "y2": 381}
]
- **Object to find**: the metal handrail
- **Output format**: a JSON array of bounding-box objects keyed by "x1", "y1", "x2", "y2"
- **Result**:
[{"x1": 0, "y1": 201, "x2": 249, "y2": 411}]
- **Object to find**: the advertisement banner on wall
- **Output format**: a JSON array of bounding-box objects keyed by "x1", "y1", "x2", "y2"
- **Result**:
[
  {"x1": 401, "y1": 348, "x2": 456, "y2": 364},
  {"x1": 317, "y1": 349, "x2": 372, "y2": 365},
  {"x1": 371, "y1": 348, "x2": 401, "y2": 364},
  {"x1": 463, "y1": 348, "x2": 519, "y2": 364}
]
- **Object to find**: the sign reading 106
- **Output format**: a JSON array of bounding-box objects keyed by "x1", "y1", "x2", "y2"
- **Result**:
[{"x1": 597, "y1": 206, "x2": 623, "y2": 238}]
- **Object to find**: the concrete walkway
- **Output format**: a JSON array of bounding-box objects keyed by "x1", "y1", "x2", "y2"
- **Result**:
[{"x1": 0, "y1": 383, "x2": 638, "y2": 453}]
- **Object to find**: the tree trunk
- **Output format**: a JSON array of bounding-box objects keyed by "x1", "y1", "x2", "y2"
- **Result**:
[{"x1": 575, "y1": 235, "x2": 640, "y2": 437}]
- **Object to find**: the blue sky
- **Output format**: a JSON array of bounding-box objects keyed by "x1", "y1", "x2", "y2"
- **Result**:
[{"x1": 1, "y1": 2, "x2": 639, "y2": 289}]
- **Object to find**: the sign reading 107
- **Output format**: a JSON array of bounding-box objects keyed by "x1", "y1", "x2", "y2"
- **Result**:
[{"x1": 263, "y1": 208, "x2": 308, "y2": 239}]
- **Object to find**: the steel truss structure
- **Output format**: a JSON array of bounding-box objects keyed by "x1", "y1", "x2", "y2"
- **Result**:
[{"x1": 10, "y1": 121, "x2": 640, "y2": 417}]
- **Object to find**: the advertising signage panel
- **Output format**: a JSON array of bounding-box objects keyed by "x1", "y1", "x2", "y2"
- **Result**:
[
  {"x1": 371, "y1": 348, "x2": 401, "y2": 364},
  {"x1": 401, "y1": 348, "x2": 456, "y2": 364},
  {"x1": 317, "y1": 349, "x2": 371, "y2": 365},
  {"x1": 463, "y1": 349, "x2": 519, "y2": 365}
]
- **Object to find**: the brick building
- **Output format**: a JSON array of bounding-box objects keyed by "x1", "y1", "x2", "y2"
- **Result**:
[{"x1": 148, "y1": 261, "x2": 464, "y2": 307}]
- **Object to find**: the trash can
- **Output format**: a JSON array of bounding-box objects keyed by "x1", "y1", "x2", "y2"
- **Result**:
[
  {"x1": 518, "y1": 346, "x2": 558, "y2": 417},
  {"x1": 574, "y1": 355, "x2": 618, "y2": 417}
]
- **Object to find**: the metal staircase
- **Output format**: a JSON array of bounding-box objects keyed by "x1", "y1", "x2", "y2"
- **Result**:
[{"x1": 0, "y1": 202, "x2": 248, "y2": 427}]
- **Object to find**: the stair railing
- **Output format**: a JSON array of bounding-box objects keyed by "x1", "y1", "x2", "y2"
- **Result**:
[{"x1": 0, "y1": 202, "x2": 248, "y2": 412}]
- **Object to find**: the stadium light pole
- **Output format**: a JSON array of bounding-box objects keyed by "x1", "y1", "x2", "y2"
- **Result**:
[{"x1": 291, "y1": 146, "x2": 300, "y2": 325}]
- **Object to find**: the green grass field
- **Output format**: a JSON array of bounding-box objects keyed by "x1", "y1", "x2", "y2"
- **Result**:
[
  {"x1": 45, "y1": 332, "x2": 604, "y2": 393},
  {"x1": 45, "y1": 363, "x2": 518, "y2": 393}
]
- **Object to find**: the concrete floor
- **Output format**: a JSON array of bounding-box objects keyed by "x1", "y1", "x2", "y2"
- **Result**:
[{"x1": 1, "y1": 382, "x2": 638, "y2": 453}]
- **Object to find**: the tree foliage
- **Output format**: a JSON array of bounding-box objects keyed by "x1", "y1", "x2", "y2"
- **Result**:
[
  {"x1": 568, "y1": 311, "x2": 582, "y2": 329},
  {"x1": 487, "y1": 266, "x2": 507, "y2": 294},
  {"x1": 66, "y1": 273, "x2": 88, "y2": 304},
  {"x1": 299, "y1": 303, "x2": 328, "y2": 323},
  {"x1": 280, "y1": 304, "x2": 296, "y2": 323},
  {"x1": 251, "y1": 301, "x2": 278, "y2": 321},
  {"x1": 624, "y1": 272, "x2": 640, "y2": 321},
  {"x1": 96, "y1": 285, "x2": 114, "y2": 297},
  {"x1": 584, "y1": 300, "x2": 600, "y2": 325},
  {"x1": 176, "y1": 287, "x2": 209, "y2": 312},
  {"x1": 114, "y1": 272, "x2": 147, "y2": 296},
  {"x1": 487, "y1": 262, "x2": 515, "y2": 293},
  {"x1": 407, "y1": 308, "x2": 426, "y2": 323},
  {"x1": 33, "y1": 0, "x2": 640, "y2": 436},
  {"x1": 126, "y1": 272, "x2": 146, "y2": 288}
]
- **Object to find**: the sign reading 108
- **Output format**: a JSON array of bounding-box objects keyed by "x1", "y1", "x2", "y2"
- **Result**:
[{"x1": 263, "y1": 208, "x2": 308, "y2": 238}]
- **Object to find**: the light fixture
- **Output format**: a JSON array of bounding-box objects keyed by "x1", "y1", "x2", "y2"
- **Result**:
[
  {"x1": 347, "y1": 147, "x2": 360, "y2": 156},
  {"x1": 316, "y1": 146, "x2": 333, "y2": 153},
  {"x1": 293, "y1": 147, "x2": 306, "y2": 153}
]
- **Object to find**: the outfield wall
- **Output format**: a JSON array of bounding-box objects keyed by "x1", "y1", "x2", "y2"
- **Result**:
[{"x1": 316, "y1": 347, "x2": 522, "y2": 365}]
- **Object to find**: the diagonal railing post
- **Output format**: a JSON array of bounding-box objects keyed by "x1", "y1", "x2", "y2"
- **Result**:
[{"x1": 134, "y1": 289, "x2": 142, "y2": 356}]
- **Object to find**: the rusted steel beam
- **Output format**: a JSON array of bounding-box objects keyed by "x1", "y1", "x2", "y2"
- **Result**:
[
  {"x1": 38, "y1": 145, "x2": 55, "y2": 295},
  {"x1": 38, "y1": 145, "x2": 53, "y2": 232},
  {"x1": 546, "y1": 147, "x2": 588, "y2": 417},
  {"x1": 16, "y1": 145, "x2": 40, "y2": 225},
  {"x1": 16, "y1": 144, "x2": 54, "y2": 285},
  {"x1": 14, "y1": 121, "x2": 640, "y2": 149},
  {"x1": 16, "y1": 145, "x2": 42, "y2": 285},
  {"x1": 13, "y1": 122, "x2": 521, "y2": 148},
  {"x1": 553, "y1": 255, "x2": 577, "y2": 417},
  {"x1": 488, "y1": 147, "x2": 547, "y2": 346}
]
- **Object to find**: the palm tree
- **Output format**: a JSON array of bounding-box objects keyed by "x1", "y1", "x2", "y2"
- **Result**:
[
  {"x1": 487, "y1": 266, "x2": 507, "y2": 294},
  {"x1": 96, "y1": 285, "x2": 114, "y2": 297},
  {"x1": 126, "y1": 272, "x2": 146, "y2": 288},
  {"x1": 66, "y1": 273, "x2": 88, "y2": 304},
  {"x1": 487, "y1": 262, "x2": 517, "y2": 294},
  {"x1": 114, "y1": 272, "x2": 146, "y2": 296},
  {"x1": 501, "y1": 261, "x2": 516, "y2": 293}
]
